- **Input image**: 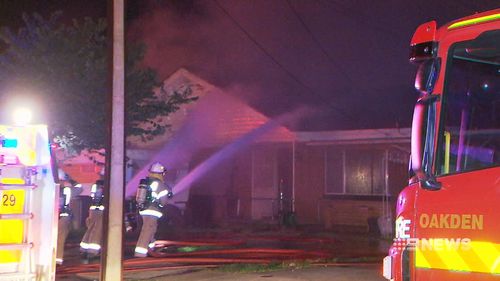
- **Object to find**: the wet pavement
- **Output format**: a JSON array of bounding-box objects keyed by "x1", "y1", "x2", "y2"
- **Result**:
[
  {"x1": 56, "y1": 224, "x2": 390, "y2": 280},
  {"x1": 62, "y1": 264, "x2": 386, "y2": 281}
]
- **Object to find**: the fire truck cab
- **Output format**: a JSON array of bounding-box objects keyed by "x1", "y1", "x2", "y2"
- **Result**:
[{"x1": 383, "y1": 9, "x2": 500, "y2": 281}]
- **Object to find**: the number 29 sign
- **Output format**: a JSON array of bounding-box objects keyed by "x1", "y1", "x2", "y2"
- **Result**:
[{"x1": 0, "y1": 190, "x2": 25, "y2": 214}]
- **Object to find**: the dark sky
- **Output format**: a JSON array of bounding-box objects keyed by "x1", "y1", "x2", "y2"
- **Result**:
[{"x1": 1, "y1": 0, "x2": 499, "y2": 131}]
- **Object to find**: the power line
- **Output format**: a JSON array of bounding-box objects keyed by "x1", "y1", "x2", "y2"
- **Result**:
[
  {"x1": 317, "y1": 0, "x2": 402, "y2": 39},
  {"x1": 284, "y1": 0, "x2": 353, "y2": 85},
  {"x1": 213, "y1": 0, "x2": 400, "y2": 135},
  {"x1": 212, "y1": 0, "x2": 356, "y2": 123},
  {"x1": 283, "y1": 0, "x2": 395, "y2": 132}
]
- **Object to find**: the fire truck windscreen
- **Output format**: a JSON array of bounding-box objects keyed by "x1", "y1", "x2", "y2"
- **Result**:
[{"x1": 436, "y1": 30, "x2": 499, "y2": 175}]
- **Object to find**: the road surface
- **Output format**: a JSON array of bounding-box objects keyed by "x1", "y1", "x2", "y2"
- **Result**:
[{"x1": 65, "y1": 264, "x2": 386, "y2": 281}]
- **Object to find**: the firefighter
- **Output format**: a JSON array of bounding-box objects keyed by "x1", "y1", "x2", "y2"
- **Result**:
[
  {"x1": 80, "y1": 168, "x2": 105, "y2": 260},
  {"x1": 134, "y1": 162, "x2": 173, "y2": 257},
  {"x1": 56, "y1": 176, "x2": 73, "y2": 265}
]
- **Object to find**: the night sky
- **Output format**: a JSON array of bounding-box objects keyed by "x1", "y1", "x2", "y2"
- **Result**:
[{"x1": 1, "y1": 0, "x2": 499, "y2": 131}]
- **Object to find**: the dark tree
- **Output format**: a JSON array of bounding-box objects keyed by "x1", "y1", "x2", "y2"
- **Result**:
[{"x1": 0, "y1": 12, "x2": 197, "y2": 152}]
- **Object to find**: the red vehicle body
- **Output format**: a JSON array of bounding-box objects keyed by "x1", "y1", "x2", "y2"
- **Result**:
[{"x1": 383, "y1": 9, "x2": 500, "y2": 281}]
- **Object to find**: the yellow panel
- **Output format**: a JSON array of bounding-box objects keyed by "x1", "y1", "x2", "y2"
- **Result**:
[
  {"x1": 0, "y1": 190, "x2": 25, "y2": 214},
  {"x1": 0, "y1": 220, "x2": 23, "y2": 263},
  {"x1": 415, "y1": 246, "x2": 431, "y2": 268},
  {"x1": 415, "y1": 240, "x2": 448, "y2": 270},
  {"x1": 0, "y1": 250, "x2": 21, "y2": 263},
  {"x1": 470, "y1": 242, "x2": 500, "y2": 274},
  {"x1": 433, "y1": 240, "x2": 470, "y2": 272},
  {"x1": 416, "y1": 240, "x2": 500, "y2": 274},
  {"x1": 457, "y1": 243, "x2": 490, "y2": 274},
  {"x1": 0, "y1": 178, "x2": 25, "y2": 185}
]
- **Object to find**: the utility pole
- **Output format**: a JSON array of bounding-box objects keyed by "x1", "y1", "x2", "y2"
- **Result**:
[{"x1": 101, "y1": 0, "x2": 125, "y2": 280}]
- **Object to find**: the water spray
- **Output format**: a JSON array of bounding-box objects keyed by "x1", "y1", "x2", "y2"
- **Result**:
[{"x1": 171, "y1": 108, "x2": 307, "y2": 195}]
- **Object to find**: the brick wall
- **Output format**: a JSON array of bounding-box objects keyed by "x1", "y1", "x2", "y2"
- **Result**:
[{"x1": 294, "y1": 144, "x2": 325, "y2": 224}]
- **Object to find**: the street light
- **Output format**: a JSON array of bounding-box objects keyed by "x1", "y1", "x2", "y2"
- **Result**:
[{"x1": 13, "y1": 107, "x2": 32, "y2": 126}]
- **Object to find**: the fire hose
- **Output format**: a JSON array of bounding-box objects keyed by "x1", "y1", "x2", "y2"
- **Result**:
[{"x1": 57, "y1": 238, "x2": 377, "y2": 276}]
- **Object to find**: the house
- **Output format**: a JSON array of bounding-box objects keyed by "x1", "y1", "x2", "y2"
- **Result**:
[
  {"x1": 293, "y1": 129, "x2": 410, "y2": 235},
  {"x1": 125, "y1": 68, "x2": 295, "y2": 221},
  {"x1": 61, "y1": 68, "x2": 411, "y2": 234},
  {"x1": 182, "y1": 127, "x2": 410, "y2": 235},
  {"x1": 126, "y1": 69, "x2": 411, "y2": 234}
]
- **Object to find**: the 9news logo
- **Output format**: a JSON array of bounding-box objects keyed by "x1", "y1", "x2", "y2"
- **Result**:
[{"x1": 393, "y1": 216, "x2": 471, "y2": 251}]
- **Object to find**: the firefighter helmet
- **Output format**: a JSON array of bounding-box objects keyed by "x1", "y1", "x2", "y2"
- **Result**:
[{"x1": 149, "y1": 162, "x2": 166, "y2": 174}]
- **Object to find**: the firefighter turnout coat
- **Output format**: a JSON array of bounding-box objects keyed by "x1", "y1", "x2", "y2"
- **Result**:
[
  {"x1": 134, "y1": 173, "x2": 172, "y2": 257},
  {"x1": 80, "y1": 179, "x2": 105, "y2": 257}
]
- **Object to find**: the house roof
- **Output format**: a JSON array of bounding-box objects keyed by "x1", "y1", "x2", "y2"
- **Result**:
[
  {"x1": 63, "y1": 69, "x2": 294, "y2": 184},
  {"x1": 127, "y1": 68, "x2": 294, "y2": 150},
  {"x1": 57, "y1": 149, "x2": 104, "y2": 184},
  {"x1": 61, "y1": 163, "x2": 100, "y2": 185},
  {"x1": 203, "y1": 92, "x2": 295, "y2": 146},
  {"x1": 296, "y1": 128, "x2": 411, "y2": 145}
]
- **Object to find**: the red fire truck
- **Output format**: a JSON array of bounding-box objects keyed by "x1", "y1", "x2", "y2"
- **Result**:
[{"x1": 383, "y1": 9, "x2": 500, "y2": 281}]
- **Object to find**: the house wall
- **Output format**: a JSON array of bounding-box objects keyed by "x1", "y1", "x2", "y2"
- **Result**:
[
  {"x1": 294, "y1": 144, "x2": 325, "y2": 224},
  {"x1": 232, "y1": 149, "x2": 252, "y2": 220},
  {"x1": 181, "y1": 138, "x2": 409, "y2": 231},
  {"x1": 294, "y1": 143, "x2": 409, "y2": 232},
  {"x1": 186, "y1": 148, "x2": 227, "y2": 226},
  {"x1": 185, "y1": 147, "x2": 253, "y2": 226},
  {"x1": 250, "y1": 146, "x2": 278, "y2": 220},
  {"x1": 318, "y1": 199, "x2": 383, "y2": 231},
  {"x1": 184, "y1": 143, "x2": 292, "y2": 225},
  {"x1": 249, "y1": 144, "x2": 293, "y2": 221}
]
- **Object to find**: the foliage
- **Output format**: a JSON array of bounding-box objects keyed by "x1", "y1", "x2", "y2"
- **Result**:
[
  {"x1": 217, "y1": 261, "x2": 311, "y2": 273},
  {"x1": 0, "y1": 12, "x2": 197, "y2": 152},
  {"x1": 326, "y1": 256, "x2": 381, "y2": 263},
  {"x1": 218, "y1": 262, "x2": 283, "y2": 273}
]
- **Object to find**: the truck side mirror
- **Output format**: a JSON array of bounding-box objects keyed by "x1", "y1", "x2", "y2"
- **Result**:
[
  {"x1": 410, "y1": 96, "x2": 442, "y2": 190},
  {"x1": 414, "y1": 59, "x2": 440, "y2": 95}
]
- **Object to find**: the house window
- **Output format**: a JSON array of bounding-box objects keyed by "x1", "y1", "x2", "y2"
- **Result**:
[
  {"x1": 325, "y1": 148, "x2": 344, "y2": 194},
  {"x1": 325, "y1": 147, "x2": 387, "y2": 196}
]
